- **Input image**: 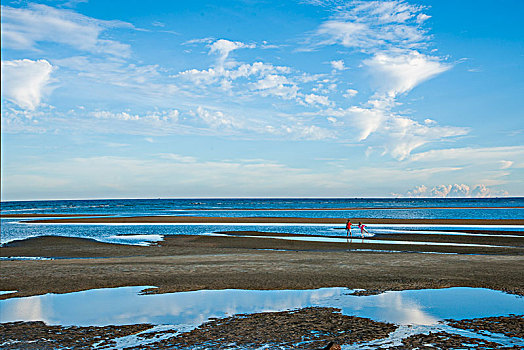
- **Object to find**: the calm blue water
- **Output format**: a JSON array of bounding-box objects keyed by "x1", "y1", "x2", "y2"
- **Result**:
[
  {"x1": 2, "y1": 198, "x2": 524, "y2": 217},
  {"x1": 2, "y1": 287, "x2": 523, "y2": 327},
  {"x1": 1, "y1": 198, "x2": 523, "y2": 246}
]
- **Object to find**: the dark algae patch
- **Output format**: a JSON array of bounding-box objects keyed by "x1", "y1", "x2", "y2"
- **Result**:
[
  {"x1": 446, "y1": 314, "x2": 524, "y2": 338},
  {"x1": 0, "y1": 321, "x2": 154, "y2": 349},
  {"x1": 124, "y1": 307, "x2": 397, "y2": 349},
  {"x1": 389, "y1": 331, "x2": 522, "y2": 349},
  {"x1": 0, "y1": 307, "x2": 396, "y2": 350},
  {"x1": 1, "y1": 308, "x2": 397, "y2": 349}
]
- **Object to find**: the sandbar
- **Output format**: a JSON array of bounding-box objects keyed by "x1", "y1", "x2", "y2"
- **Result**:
[{"x1": 1, "y1": 233, "x2": 523, "y2": 299}]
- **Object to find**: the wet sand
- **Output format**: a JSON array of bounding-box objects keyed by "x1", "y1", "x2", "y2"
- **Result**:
[{"x1": 1, "y1": 232, "x2": 523, "y2": 299}]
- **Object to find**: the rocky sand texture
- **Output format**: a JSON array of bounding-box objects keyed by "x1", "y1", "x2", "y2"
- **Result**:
[
  {"x1": 2, "y1": 314, "x2": 523, "y2": 349},
  {"x1": 389, "y1": 331, "x2": 521, "y2": 349},
  {"x1": 127, "y1": 307, "x2": 397, "y2": 349},
  {"x1": 446, "y1": 314, "x2": 524, "y2": 338},
  {"x1": 0, "y1": 307, "x2": 398, "y2": 349},
  {"x1": 0, "y1": 321, "x2": 154, "y2": 349}
]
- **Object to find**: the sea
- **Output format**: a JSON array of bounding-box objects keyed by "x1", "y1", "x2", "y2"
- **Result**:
[{"x1": 1, "y1": 198, "x2": 523, "y2": 246}]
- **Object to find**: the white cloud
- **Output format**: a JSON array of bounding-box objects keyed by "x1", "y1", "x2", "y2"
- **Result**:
[
  {"x1": 178, "y1": 61, "x2": 291, "y2": 88},
  {"x1": 1, "y1": 59, "x2": 54, "y2": 110},
  {"x1": 250, "y1": 74, "x2": 299, "y2": 100},
  {"x1": 313, "y1": 105, "x2": 467, "y2": 159},
  {"x1": 364, "y1": 51, "x2": 451, "y2": 97},
  {"x1": 383, "y1": 115, "x2": 468, "y2": 160},
  {"x1": 303, "y1": 1, "x2": 458, "y2": 161},
  {"x1": 92, "y1": 109, "x2": 179, "y2": 123},
  {"x1": 282, "y1": 124, "x2": 332, "y2": 140},
  {"x1": 183, "y1": 37, "x2": 215, "y2": 45},
  {"x1": 1, "y1": 4, "x2": 133, "y2": 57},
  {"x1": 53, "y1": 56, "x2": 178, "y2": 103},
  {"x1": 313, "y1": 1, "x2": 429, "y2": 52},
  {"x1": 158, "y1": 153, "x2": 197, "y2": 163},
  {"x1": 416, "y1": 13, "x2": 431, "y2": 23},
  {"x1": 178, "y1": 67, "x2": 220, "y2": 85},
  {"x1": 317, "y1": 21, "x2": 375, "y2": 49},
  {"x1": 151, "y1": 21, "x2": 165, "y2": 28},
  {"x1": 410, "y1": 146, "x2": 524, "y2": 163},
  {"x1": 404, "y1": 183, "x2": 509, "y2": 198},
  {"x1": 330, "y1": 59, "x2": 345, "y2": 70},
  {"x1": 345, "y1": 106, "x2": 387, "y2": 141},
  {"x1": 192, "y1": 106, "x2": 243, "y2": 129},
  {"x1": 499, "y1": 160, "x2": 514, "y2": 169},
  {"x1": 344, "y1": 89, "x2": 358, "y2": 98},
  {"x1": 208, "y1": 39, "x2": 255, "y2": 68},
  {"x1": 405, "y1": 184, "x2": 427, "y2": 197},
  {"x1": 304, "y1": 93, "x2": 331, "y2": 106}
]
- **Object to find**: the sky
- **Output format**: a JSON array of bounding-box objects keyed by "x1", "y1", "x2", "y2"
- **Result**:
[{"x1": 1, "y1": 0, "x2": 523, "y2": 200}]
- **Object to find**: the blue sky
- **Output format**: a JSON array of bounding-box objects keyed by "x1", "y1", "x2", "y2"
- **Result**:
[{"x1": 1, "y1": 0, "x2": 523, "y2": 200}]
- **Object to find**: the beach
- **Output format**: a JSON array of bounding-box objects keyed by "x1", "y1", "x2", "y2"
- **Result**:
[
  {"x1": 1, "y1": 209, "x2": 524, "y2": 349},
  {"x1": 2, "y1": 217, "x2": 523, "y2": 298}
]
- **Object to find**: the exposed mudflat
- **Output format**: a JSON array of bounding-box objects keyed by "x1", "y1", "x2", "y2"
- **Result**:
[{"x1": 1, "y1": 233, "x2": 524, "y2": 299}]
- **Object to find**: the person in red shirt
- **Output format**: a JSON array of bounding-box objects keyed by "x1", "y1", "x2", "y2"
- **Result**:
[
  {"x1": 358, "y1": 222, "x2": 369, "y2": 237},
  {"x1": 346, "y1": 219, "x2": 352, "y2": 238}
]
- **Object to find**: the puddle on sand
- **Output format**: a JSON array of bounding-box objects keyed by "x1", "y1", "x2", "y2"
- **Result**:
[
  {"x1": 1, "y1": 287, "x2": 523, "y2": 349},
  {"x1": 1, "y1": 287, "x2": 523, "y2": 327}
]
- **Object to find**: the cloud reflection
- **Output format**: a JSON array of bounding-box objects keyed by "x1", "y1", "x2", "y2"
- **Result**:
[{"x1": 1, "y1": 287, "x2": 522, "y2": 329}]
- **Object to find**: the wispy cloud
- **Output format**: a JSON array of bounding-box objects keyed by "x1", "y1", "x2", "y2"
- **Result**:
[
  {"x1": 190, "y1": 106, "x2": 244, "y2": 130},
  {"x1": 250, "y1": 74, "x2": 299, "y2": 100},
  {"x1": 1, "y1": 4, "x2": 134, "y2": 57},
  {"x1": 410, "y1": 146, "x2": 524, "y2": 163},
  {"x1": 300, "y1": 1, "x2": 460, "y2": 160},
  {"x1": 311, "y1": 0, "x2": 429, "y2": 52},
  {"x1": 92, "y1": 109, "x2": 179, "y2": 123},
  {"x1": 309, "y1": 105, "x2": 467, "y2": 160}
]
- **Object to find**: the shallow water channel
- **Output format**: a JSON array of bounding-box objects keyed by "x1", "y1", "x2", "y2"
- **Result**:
[{"x1": 1, "y1": 287, "x2": 523, "y2": 348}]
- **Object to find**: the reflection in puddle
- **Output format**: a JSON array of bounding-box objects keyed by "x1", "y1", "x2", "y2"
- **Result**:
[{"x1": 1, "y1": 287, "x2": 523, "y2": 328}]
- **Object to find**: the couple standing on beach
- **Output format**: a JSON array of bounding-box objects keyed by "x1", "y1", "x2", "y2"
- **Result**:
[{"x1": 345, "y1": 219, "x2": 368, "y2": 238}]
